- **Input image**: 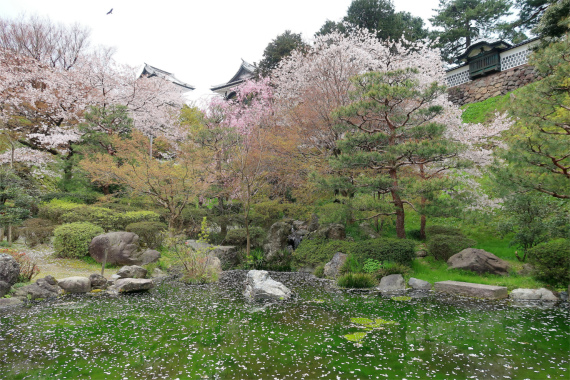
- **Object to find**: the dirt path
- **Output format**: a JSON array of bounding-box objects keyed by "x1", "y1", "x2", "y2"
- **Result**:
[{"x1": 11, "y1": 242, "x2": 118, "y2": 281}]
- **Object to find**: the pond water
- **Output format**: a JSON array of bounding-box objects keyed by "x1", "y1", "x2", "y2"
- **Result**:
[{"x1": 1, "y1": 272, "x2": 569, "y2": 379}]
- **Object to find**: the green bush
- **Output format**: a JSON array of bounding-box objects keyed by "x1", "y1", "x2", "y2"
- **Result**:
[
  {"x1": 339, "y1": 254, "x2": 362, "y2": 274},
  {"x1": 225, "y1": 227, "x2": 266, "y2": 248},
  {"x1": 293, "y1": 238, "x2": 416, "y2": 268},
  {"x1": 313, "y1": 264, "x2": 325, "y2": 278},
  {"x1": 41, "y1": 192, "x2": 99, "y2": 204},
  {"x1": 38, "y1": 199, "x2": 83, "y2": 223},
  {"x1": 425, "y1": 225, "x2": 464, "y2": 237},
  {"x1": 60, "y1": 207, "x2": 160, "y2": 232},
  {"x1": 20, "y1": 218, "x2": 56, "y2": 247},
  {"x1": 406, "y1": 229, "x2": 424, "y2": 241},
  {"x1": 363, "y1": 258, "x2": 382, "y2": 273},
  {"x1": 119, "y1": 211, "x2": 160, "y2": 229},
  {"x1": 53, "y1": 222, "x2": 104, "y2": 258},
  {"x1": 527, "y1": 239, "x2": 570, "y2": 285},
  {"x1": 427, "y1": 234, "x2": 476, "y2": 261},
  {"x1": 126, "y1": 221, "x2": 167, "y2": 249},
  {"x1": 375, "y1": 262, "x2": 411, "y2": 279},
  {"x1": 337, "y1": 273, "x2": 376, "y2": 288}
]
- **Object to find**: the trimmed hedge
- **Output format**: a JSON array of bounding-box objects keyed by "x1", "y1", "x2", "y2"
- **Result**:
[
  {"x1": 527, "y1": 239, "x2": 570, "y2": 285},
  {"x1": 53, "y1": 222, "x2": 104, "y2": 258},
  {"x1": 426, "y1": 234, "x2": 476, "y2": 261},
  {"x1": 61, "y1": 207, "x2": 160, "y2": 232},
  {"x1": 38, "y1": 199, "x2": 83, "y2": 223},
  {"x1": 225, "y1": 227, "x2": 266, "y2": 248},
  {"x1": 126, "y1": 221, "x2": 167, "y2": 249},
  {"x1": 293, "y1": 238, "x2": 416, "y2": 268},
  {"x1": 41, "y1": 192, "x2": 99, "y2": 205}
]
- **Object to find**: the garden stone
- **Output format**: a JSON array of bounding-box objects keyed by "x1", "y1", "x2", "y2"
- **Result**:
[
  {"x1": 14, "y1": 278, "x2": 61, "y2": 300},
  {"x1": 151, "y1": 268, "x2": 167, "y2": 278},
  {"x1": 447, "y1": 248, "x2": 509, "y2": 275},
  {"x1": 244, "y1": 270, "x2": 292, "y2": 302},
  {"x1": 206, "y1": 255, "x2": 222, "y2": 276},
  {"x1": 559, "y1": 291, "x2": 568, "y2": 302},
  {"x1": 43, "y1": 275, "x2": 57, "y2": 286},
  {"x1": 377, "y1": 274, "x2": 405, "y2": 293},
  {"x1": 408, "y1": 277, "x2": 431, "y2": 290},
  {"x1": 112, "y1": 278, "x2": 154, "y2": 293},
  {"x1": 312, "y1": 224, "x2": 346, "y2": 241},
  {"x1": 117, "y1": 265, "x2": 147, "y2": 279},
  {"x1": 58, "y1": 276, "x2": 91, "y2": 294},
  {"x1": 435, "y1": 281, "x2": 508, "y2": 300},
  {"x1": 89, "y1": 232, "x2": 160, "y2": 266},
  {"x1": 0, "y1": 253, "x2": 20, "y2": 297},
  {"x1": 323, "y1": 252, "x2": 347, "y2": 278},
  {"x1": 212, "y1": 246, "x2": 239, "y2": 268},
  {"x1": 518, "y1": 263, "x2": 534, "y2": 276},
  {"x1": 0, "y1": 298, "x2": 24, "y2": 308},
  {"x1": 510, "y1": 288, "x2": 559, "y2": 301},
  {"x1": 89, "y1": 274, "x2": 108, "y2": 289},
  {"x1": 264, "y1": 221, "x2": 293, "y2": 260},
  {"x1": 415, "y1": 250, "x2": 428, "y2": 258}
]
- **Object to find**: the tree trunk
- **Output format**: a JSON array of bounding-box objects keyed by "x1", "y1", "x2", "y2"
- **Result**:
[
  {"x1": 389, "y1": 169, "x2": 406, "y2": 239},
  {"x1": 218, "y1": 197, "x2": 227, "y2": 238},
  {"x1": 62, "y1": 148, "x2": 75, "y2": 186},
  {"x1": 420, "y1": 213, "x2": 426, "y2": 240},
  {"x1": 149, "y1": 135, "x2": 153, "y2": 159},
  {"x1": 419, "y1": 163, "x2": 427, "y2": 240},
  {"x1": 0, "y1": 227, "x2": 4, "y2": 242},
  {"x1": 7, "y1": 224, "x2": 12, "y2": 245}
]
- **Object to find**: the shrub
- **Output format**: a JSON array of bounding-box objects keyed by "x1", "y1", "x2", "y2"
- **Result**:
[
  {"x1": 427, "y1": 234, "x2": 476, "y2": 261},
  {"x1": 527, "y1": 239, "x2": 570, "y2": 286},
  {"x1": 41, "y1": 192, "x2": 99, "y2": 204},
  {"x1": 119, "y1": 211, "x2": 160, "y2": 229},
  {"x1": 425, "y1": 225, "x2": 464, "y2": 237},
  {"x1": 20, "y1": 218, "x2": 56, "y2": 247},
  {"x1": 293, "y1": 239, "x2": 353, "y2": 268},
  {"x1": 38, "y1": 199, "x2": 82, "y2": 223},
  {"x1": 406, "y1": 229, "x2": 424, "y2": 241},
  {"x1": 339, "y1": 254, "x2": 362, "y2": 274},
  {"x1": 126, "y1": 221, "x2": 167, "y2": 249},
  {"x1": 53, "y1": 222, "x2": 104, "y2": 258},
  {"x1": 375, "y1": 262, "x2": 411, "y2": 279},
  {"x1": 225, "y1": 227, "x2": 266, "y2": 248},
  {"x1": 313, "y1": 264, "x2": 325, "y2": 278},
  {"x1": 60, "y1": 207, "x2": 160, "y2": 232},
  {"x1": 363, "y1": 258, "x2": 382, "y2": 273},
  {"x1": 0, "y1": 248, "x2": 40, "y2": 282},
  {"x1": 337, "y1": 273, "x2": 376, "y2": 288}
]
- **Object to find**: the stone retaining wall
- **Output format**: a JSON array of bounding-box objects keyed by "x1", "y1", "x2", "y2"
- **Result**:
[{"x1": 447, "y1": 64, "x2": 540, "y2": 106}]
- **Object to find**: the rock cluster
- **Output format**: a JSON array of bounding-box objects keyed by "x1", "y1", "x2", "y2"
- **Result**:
[
  {"x1": 89, "y1": 232, "x2": 160, "y2": 266},
  {"x1": 0, "y1": 253, "x2": 20, "y2": 297},
  {"x1": 447, "y1": 64, "x2": 539, "y2": 106}
]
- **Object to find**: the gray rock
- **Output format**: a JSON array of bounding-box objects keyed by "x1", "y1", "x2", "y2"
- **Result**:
[
  {"x1": 151, "y1": 268, "x2": 167, "y2": 278},
  {"x1": 117, "y1": 265, "x2": 148, "y2": 279},
  {"x1": 409, "y1": 277, "x2": 431, "y2": 290},
  {"x1": 263, "y1": 221, "x2": 293, "y2": 260},
  {"x1": 112, "y1": 278, "x2": 154, "y2": 293},
  {"x1": 89, "y1": 232, "x2": 160, "y2": 266},
  {"x1": 377, "y1": 274, "x2": 405, "y2": 293},
  {"x1": 306, "y1": 214, "x2": 319, "y2": 232},
  {"x1": 14, "y1": 277, "x2": 61, "y2": 300},
  {"x1": 244, "y1": 270, "x2": 292, "y2": 302},
  {"x1": 559, "y1": 291, "x2": 568, "y2": 302},
  {"x1": 415, "y1": 250, "x2": 428, "y2": 258},
  {"x1": 323, "y1": 252, "x2": 347, "y2": 278},
  {"x1": 510, "y1": 288, "x2": 559, "y2": 301},
  {"x1": 447, "y1": 248, "x2": 509, "y2": 275},
  {"x1": 0, "y1": 253, "x2": 20, "y2": 297},
  {"x1": 434, "y1": 280, "x2": 508, "y2": 300},
  {"x1": 211, "y1": 246, "x2": 239, "y2": 268},
  {"x1": 0, "y1": 297, "x2": 24, "y2": 308},
  {"x1": 206, "y1": 255, "x2": 222, "y2": 276},
  {"x1": 518, "y1": 263, "x2": 534, "y2": 276},
  {"x1": 43, "y1": 275, "x2": 57, "y2": 286},
  {"x1": 312, "y1": 224, "x2": 346, "y2": 241},
  {"x1": 58, "y1": 276, "x2": 91, "y2": 294},
  {"x1": 89, "y1": 274, "x2": 108, "y2": 289}
]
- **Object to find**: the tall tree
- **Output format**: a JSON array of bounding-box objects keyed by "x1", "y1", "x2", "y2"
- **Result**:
[
  {"x1": 430, "y1": 0, "x2": 512, "y2": 62},
  {"x1": 256, "y1": 30, "x2": 308, "y2": 77}
]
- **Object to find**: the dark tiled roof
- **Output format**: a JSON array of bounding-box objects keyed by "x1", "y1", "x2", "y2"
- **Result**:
[
  {"x1": 141, "y1": 63, "x2": 195, "y2": 91},
  {"x1": 210, "y1": 59, "x2": 255, "y2": 92}
]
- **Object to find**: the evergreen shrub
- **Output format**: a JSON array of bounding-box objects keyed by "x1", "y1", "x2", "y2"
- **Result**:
[
  {"x1": 527, "y1": 239, "x2": 570, "y2": 285},
  {"x1": 20, "y1": 218, "x2": 56, "y2": 247},
  {"x1": 38, "y1": 200, "x2": 83, "y2": 223},
  {"x1": 427, "y1": 234, "x2": 476, "y2": 261},
  {"x1": 225, "y1": 227, "x2": 266, "y2": 248},
  {"x1": 425, "y1": 225, "x2": 463, "y2": 237},
  {"x1": 53, "y1": 222, "x2": 104, "y2": 258},
  {"x1": 337, "y1": 273, "x2": 376, "y2": 288},
  {"x1": 41, "y1": 192, "x2": 99, "y2": 205},
  {"x1": 126, "y1": 221, "x2": 167, "y2": 249}
]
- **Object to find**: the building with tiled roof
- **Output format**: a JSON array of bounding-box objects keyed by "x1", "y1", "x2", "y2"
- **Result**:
[
  {"x1": 210, "y1": 59, "x2": 256, "y2": 98},
  {"x1": 141, "y1": 63, "x2": 195, "y2": 92}
]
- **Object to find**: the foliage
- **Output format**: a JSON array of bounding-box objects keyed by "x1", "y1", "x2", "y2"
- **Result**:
[
  {"x1": 363, "y1": 258, "x2": 382, "y2": 273},
  {"x1": 293, "y1": 238, "x2": 416, "y2": 268},
  {"x1": 425, "y1": 225, "x2": 464, "y2": 237},
  {"x1": 461, "y1": 93, "x2": 512, "y2": 124},
  {"x1": 20, "y1": 218, "x2": 55, "y2": 247},
  {"x1": 38, "y1": 199, "x2": 82, "y2": 223},
  {"x1": 426, "y1": 234, "x2": 477, "y2": 261},
  {"x1": 337, "y1": 273, "x2": 377, "y2": 288},
  {"x1": 0, "y1": 168, "x2": 37, "y2": 235},
  {"x1": 53, "y1": 222, "x2": 104, "y2": 259},
  {"x1": 170, "y1": 218, "x2": 218, "y2": 284},
  {"x1": 0, "y1": 248, "x2": 40, "y2": 282},
  {"x1": 59, "y1": 205, "x2": 160, "y2": 232},
  {"x1": 494, "y1": 36, "x2": 570, "y2": 200},
  {"x1": 496, "y1": 192, "x2": 569, "y2": 260},
  {"x1": 313, "y1": 264, "x2": 325, "y2": 278},
  {"x1": 41, "y1": 192, "x2": 100, "y2": 204},
  {"x1": 430, "y1": 0, "x2": 512, "y2": 62},
  {"x1": 256, "y1": 30, "x2": 308, "y2": 77},
  {"x1": 225, "y1": 227, "x2": 265, "y2": 248},
  {"x1": 527, "y1": 238, "x2": 570, "y2": 285},
  {"x1": 126, "y1": 221, "x2": 167, "y2": 249},
  {"x1": 375, "y1": 261, "x2": 412, "y2": 278},
  {"x1": 534, "y1": 0, "x2": 570, "y2": 38}
]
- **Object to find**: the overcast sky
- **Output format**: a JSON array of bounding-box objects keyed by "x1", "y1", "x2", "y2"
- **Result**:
[{"x1": 0, "y1": 0, "x2": 440, "y2": 103}]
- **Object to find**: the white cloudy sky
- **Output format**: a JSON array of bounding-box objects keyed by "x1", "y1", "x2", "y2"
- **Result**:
[{"x1": 0, "y1": 0, "x2": 440, "y2": 102}]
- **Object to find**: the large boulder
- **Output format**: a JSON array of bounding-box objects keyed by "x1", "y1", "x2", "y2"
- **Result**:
[
  {"x1": 89, "y1": 274, "x2": 108, "y2": 290},
  {"x1": 377, "y1": 274, "x2": 405, "y2": 293},
  {"x1": 112, "y1": 278, "x2": 154, "y2": 293},
  {"x1": 58, "y1": 276, "x2": 91, "y2": 294},
  {"x1": 447, "y1": 248, "x2": 509, "y2": 275},
  {"x1": 0, "y1": 297, "x2": 24, "y2": 308},
  {"x1": 14, "y1": 276, "x2": 61, "y2": 300},
  {"x1": 117, "y1": 265, "x2": 147, "y2": 279},
  {"x1": 312, "y1": 224, "x2": 346, "y2": 241},
  {"x1": 89, "y1": 232, "x2": 160, "y2": 266},
  {"x1": 323, "y1": 252, "x2": 347, "y2": 278},
  {"x1": 510, "y1": 288, "x2": 559, "y2": 301},
  {"x1": 409, "y1": 277, "x2": 432, "y2": 291},
  {"x1": 0, "y1": 253, "x2": 20, "y2": 297},
  {"x1": 263, "y1": 221, "x2": 293, "y2": 260},
  {"x1": 244, "y1": 270, "x2": 292, "y2": 302}
]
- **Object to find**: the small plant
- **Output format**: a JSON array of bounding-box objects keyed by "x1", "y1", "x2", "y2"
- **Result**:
[
  {"x1": 170, "y1": 217, "x2": 218, "y2": 284},
  {"x1": 337, "y1": 273, "x2": 376, "y2": 288},
  {"x1": 313, "y1": 264, "x2": 325, "y2": 278},
  {"x1": 363, "y1": 259, "x2": 382, "y2": 273},
  {"x1": 375, "y1": 261, "x2": 411, "y2": 278},
  {"x1": 344, "y1": 332, "x2": 367, "y2": 343},
  {"x1": 0, "y1": 248, "x2": 40, "y2": 282}
]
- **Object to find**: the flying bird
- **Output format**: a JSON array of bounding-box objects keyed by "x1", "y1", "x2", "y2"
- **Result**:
[{"x1": 106, "y1": 8, "x2": 113, "y2": 15}]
